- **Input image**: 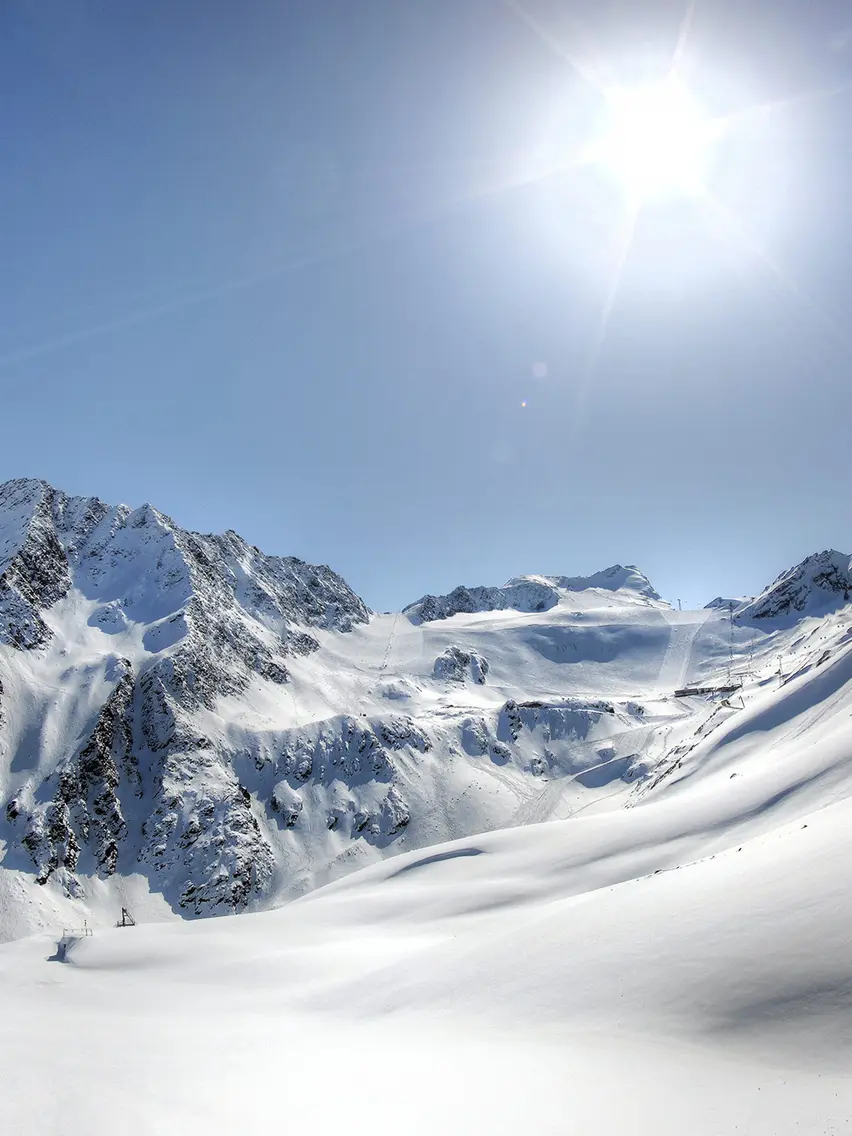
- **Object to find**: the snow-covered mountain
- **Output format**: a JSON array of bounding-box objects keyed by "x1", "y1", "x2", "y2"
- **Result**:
[
  {"x1": 737, "y1": 548, "x2": 852, "y2": 620},
  {"x1": 1, "y1": 476, "x2": 851, "y2": 948},
  {"x1": 0, "y1": 477, "x2": 371, "y2": 929},
  {"x1": 404, "y1": 564, "x2": 660, "y2": 622},
  {"x1": 4, "y1": 480, "x2": 852, "y2": 1133},
  {"x1": 5, "y1": 544, "x2": 852, "y2": 1134}
]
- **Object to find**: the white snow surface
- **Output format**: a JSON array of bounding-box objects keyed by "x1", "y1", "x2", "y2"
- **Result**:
[
  {"x1": 4, "y1": 629, "x2": 852, "y2": 1131},
  {"x1": 2, "y1": 481, "x2": 852, "y2": 1129}
]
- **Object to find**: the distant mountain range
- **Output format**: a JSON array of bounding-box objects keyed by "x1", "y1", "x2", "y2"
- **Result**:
[{"x1": 1, "y1": 476, "x2": 849, "y2": 941}]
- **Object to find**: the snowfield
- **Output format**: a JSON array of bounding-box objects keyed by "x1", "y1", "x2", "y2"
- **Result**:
[
  {"x1": 2, "y1": 479, "x2": 852, "y2": 1131},
  {"x1": 4, "y1": 756, "x2": 852, "y2": 1133}
]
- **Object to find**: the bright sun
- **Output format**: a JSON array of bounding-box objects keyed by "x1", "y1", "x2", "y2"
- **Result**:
[{"x1": 591, "y1": 78, "x2": 720, "y2": 203}]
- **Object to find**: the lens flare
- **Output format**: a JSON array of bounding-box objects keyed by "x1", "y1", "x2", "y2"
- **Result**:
[{"x1": 591, "y1": 78, "x2": 721, "y2": 202}]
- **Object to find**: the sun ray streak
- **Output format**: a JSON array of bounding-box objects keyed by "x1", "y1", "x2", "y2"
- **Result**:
[
  {"x1": 0, "y1": 253, "x2": 334, "y2": 371},
  {"x1": 697, "y1": 190, "x2": 852, "y2": 351},
  {"x1": 0, "y1": 158, "x2": 571, "y2": 372},
  {"x1": 671, "y1": 0, "x2": 698, "y2": 74},
  {"x1": 571, "y1": 204, "x2": 640, "y2": 439},
  {"x1": 721, "y1": 78, "x2": 852, "y2": 129},
  {"x1": 502, "y1": 0, "x2": 608, "y2": 94}
]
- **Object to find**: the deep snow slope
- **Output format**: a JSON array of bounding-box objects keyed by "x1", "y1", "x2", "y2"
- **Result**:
[
  {"x1": 2, "y1": 476, "x2": 851, "y2": 952},
  {"x1": 3, "y1": 630, "x2": 852, "y2": 1133},
  {"x1": 3, "y1": 484, "x2": 852, "y2": 1131}
]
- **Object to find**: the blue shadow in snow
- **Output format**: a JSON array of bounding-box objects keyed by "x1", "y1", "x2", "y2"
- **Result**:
[{"x1": 391, "y1": 846, "x2": 485, "y2": 878}]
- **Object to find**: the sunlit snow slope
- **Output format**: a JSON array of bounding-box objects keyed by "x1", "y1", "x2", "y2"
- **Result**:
[
  {"x1": 4, "y1": 629, "x2": 852, "y2": 1133},
  {"x1": 3, "y1": 480, "x2": 852, "y2": 1130}
]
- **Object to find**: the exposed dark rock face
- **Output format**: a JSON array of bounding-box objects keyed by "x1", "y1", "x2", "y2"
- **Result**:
[
  {"x1": 141, "y1": 774, "x2": 275, "y2": 913},
  {"x1": 498, "y1": 698, "x2": 616, "y2": 745},
  {"x1": 740, "y1": 550, "x2": 852, "y2": 621},
  {"x1": 0, "y1": 478, "x2": 371, "y2": 915},
  {"x1": 405, "y1": 580, "x2": 558, "y2": 623},
  {"x1": 433, "y1": 646, "x2": 489, "y2": 684},
  {"x1": 404, "y1": 566, "x2": 660, "y2": 624},
  {"x1": 252, "y1": 713, "x2": 425, "y2": 847},
  {"x1": 0, "y1": 481, "x2": 73, "y2": 649},
  {"x1": 18, "y1": 664, "x2": 136, "y2": 884}
]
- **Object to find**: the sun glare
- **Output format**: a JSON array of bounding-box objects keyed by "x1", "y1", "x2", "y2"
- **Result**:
[{"x1": 591, "y1": 78, "x2": 720, "y2": 203}]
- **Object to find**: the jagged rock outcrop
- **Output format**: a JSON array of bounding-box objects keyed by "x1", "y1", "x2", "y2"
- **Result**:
[
  {"x1": 0, "y1": 477, "x2": 371, "y2": 915},
  {"x1": 261, "y1": 714, "x2": 424, "y2": 843},
  {"x1": 738, "y1": 550, "x2": 852, "y2": 621},
  {"x1": 141, "y1": 777, "x2": 274, "y2": 913},
  {"x1": 0, "y1": 478, "x2": 369, "y2": 664},
  {"x1": 16, "y1": 662, "x2": 136, "y2": 884},
  {"x1": 459, "y1": 716, "x2": 511, "y2": 762},
  {"x1": 433, "y1": 646, "x2": 489, "y2": 684},
  {"x1": 405, "y1": 565, "x2": 660, "y2": 623},
  {"x1": 405, "y1": 580, "x2": 559, "y2": 623},
  {"x1": 457, "y1": 698, "x2": 645, "y2": 785},
  {"x1": 498, "y1": 698, "x2": 618, "y2": 745},
  {"x1": 0, "y1": 480, "x2": 72, "y2": 649}
]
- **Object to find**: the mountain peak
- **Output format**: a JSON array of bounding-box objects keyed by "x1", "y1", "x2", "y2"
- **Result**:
[
  {"x1": 0, "y1": 475, "x2": 372, "y2": 915},
  {"x1": 0, "y1": 476, "x2": 52, "y2": 499},
  {"x1": 0, "y1": 477, "x2": 371, "y2": 650},
  {"x1": 508, "y1": 564, "x2": 661, "y2": 601},
  {"x1": 405, "y1": 564, "x2": 661, "y2": 623},
  {"x1": 738, "y1": 549, "x2": 852, "y2": 621}
]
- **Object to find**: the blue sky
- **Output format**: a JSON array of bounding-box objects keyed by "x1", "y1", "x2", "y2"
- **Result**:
[{"x1": 2, "y1": 0, "x2": 852, "y2": 611}]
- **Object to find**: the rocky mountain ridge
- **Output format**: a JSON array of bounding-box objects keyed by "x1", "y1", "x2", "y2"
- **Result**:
[
  {"x1": 737, "y1": 549, "x2": 852, "y2": 621},
  {"x1": 0, "y1": 478, "x2": 370, "y2": 915},
  {"x1": 0, "y1": 476, "x2": 849, "y2": 939},
  {"x1": 404, "y1": 565, "x2": 660, "y2": 623}
]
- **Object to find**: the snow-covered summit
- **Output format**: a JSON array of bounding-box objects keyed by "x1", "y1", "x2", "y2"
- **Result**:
[
  {"x1": 704, "y1": 595, "x2": 751, "y2": 611},
  {"x1": 0, "y1": 477, "x2": 374, "y2": 919},
  {"x1": 508, "y1": 564, "x2": 661, "y2": 600},
  {"x1": 404, "y1": 564, "x2": 661, "y2": 623},
  {"x1": 0, "y1": 476, "x2": 369, "y2": 652},
  {"x1": 738, "y1": 549, "x2": 852, "y2": 621}
]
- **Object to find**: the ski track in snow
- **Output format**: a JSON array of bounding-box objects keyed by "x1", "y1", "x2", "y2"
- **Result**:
[{"x1": 655, "y1": 608, "x2": 714, "y2": 693}]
